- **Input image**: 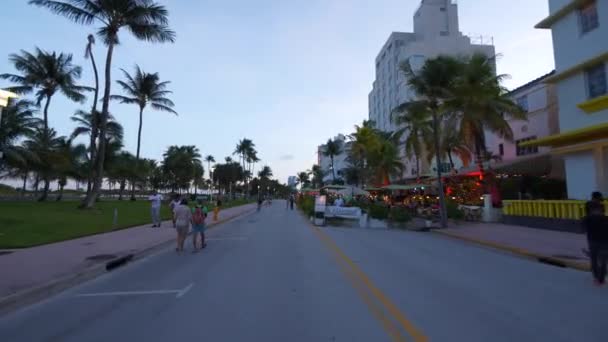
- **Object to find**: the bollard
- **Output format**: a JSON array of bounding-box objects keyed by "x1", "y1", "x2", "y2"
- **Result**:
[{"x1": 113, "y1": 208, "x2": 118, "y2": 228}]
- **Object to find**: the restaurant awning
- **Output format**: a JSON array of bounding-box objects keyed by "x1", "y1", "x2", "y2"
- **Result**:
[
  {"x1": 382, "y1": 184, "x2": 428, "y2": 191},
  {"x1": 519, "y1": 122, "x2": 608, "y2": 148}
]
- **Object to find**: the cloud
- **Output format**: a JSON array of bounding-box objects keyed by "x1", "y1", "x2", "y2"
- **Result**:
[{"x1": 279, "y1": 154, "x2": 295, "y2": 161}]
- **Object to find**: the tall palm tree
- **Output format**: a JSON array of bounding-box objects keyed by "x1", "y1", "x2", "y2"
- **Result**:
[
  {"x1": 392, "y1": 101, "x2": 432, "y2": 177},
  {"x1": 258, "y1": 165, "x2": 273, "y2": 179},
  {"x1": 70, "y1": 110, "x2": 124, "y2": 146},
  {"x1": 323, "y1": 138, "x2": 342, "y2": 183},
  {"x1": 1, "y1": 48, "x2": 90, "y2": 132},
  {"x1": 400, "y1": 55, "x2": 462, "y2": 228},
  {"x1": 347, "y1": 121, "x2": 379, "y2": 187},
  {"x1": 370, "y1": 139, "x2": 403, "y2": 186},
  {"x1": 30, "y1": 0, "x2": 176, "y2": 208},
  {"x1": 111, "y1": 65, "x2": 177, "y2": 199},
  {"x1": 83, "y1": 34, "x2": 101, "y2": 193},
  {"x1": 204, "y1": 155, "x2": 215, "y2": 180},
  {"x1": 311, "y1": 165, "x2": 325, "y2": 189},
  {"x1": 447, "y1": 53, "x2": 525, "y2": 176},
  {"x1": 424, "y1": 117, "x2": 472, "y2": 170},
  {"x1": 297, "y1": 171, "x2": 311, "y2": 190}
]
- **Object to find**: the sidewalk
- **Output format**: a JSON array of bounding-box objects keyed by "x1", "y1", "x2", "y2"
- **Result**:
[
  {"x1": 434, "y1": 223, "x2": 589, "y2": 271},
  {"x1": 0, "y1": 204, "x2": 256, "y2": 307}
]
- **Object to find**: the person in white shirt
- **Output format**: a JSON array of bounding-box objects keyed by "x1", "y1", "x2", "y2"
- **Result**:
[
  {"x1": 149, "y1": 190, "x2": 164, "y2": 227},
  {"x1": 169, "y1": 195, "x2": 181, "y2": 228},
  {"x1": 334, "y1": 196, "x2": 344, "y2": 207}
]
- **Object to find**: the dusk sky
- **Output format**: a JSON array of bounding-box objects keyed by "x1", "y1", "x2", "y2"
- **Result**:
[{"x1": 0, "y1": 0, "x2": 554, "y2": 183}]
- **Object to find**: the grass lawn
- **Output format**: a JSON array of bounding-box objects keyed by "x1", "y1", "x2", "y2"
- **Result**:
[{"x1": 0, "y1": 198, "x2": 253, "y2": 249}]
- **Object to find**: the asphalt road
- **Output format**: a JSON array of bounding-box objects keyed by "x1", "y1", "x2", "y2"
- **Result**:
[{"x1": 1, "y1": 201, "x2": 606, "y2": 342}]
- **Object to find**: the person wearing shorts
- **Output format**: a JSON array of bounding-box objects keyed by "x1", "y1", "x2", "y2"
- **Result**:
[
  {"x1": 173, "y1": 198, "x2": 192, "y2": 252},
  {"x1": 191, "y1": 201, "x2": 207, "y2": 251}
]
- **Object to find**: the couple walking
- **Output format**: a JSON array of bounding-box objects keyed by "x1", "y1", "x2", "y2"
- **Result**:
[{"x1": 173, "y1": 198, "x2": 208, "y2": 253}]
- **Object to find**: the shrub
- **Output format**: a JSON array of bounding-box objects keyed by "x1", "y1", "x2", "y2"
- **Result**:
[
  {"x1": 297, "y1": 195, "x2": 315, "y2": 217},
  {"x1": 369, "y1": 203, "x2": 390, "y2": 220},
  {"x1": 446, "y1": 200, "x2": 464, "y2": 220},
  {"x1": 389, "y1": 206, "x2": 412, "y2": 223}
]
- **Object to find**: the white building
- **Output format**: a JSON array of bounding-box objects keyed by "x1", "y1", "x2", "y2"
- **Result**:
[
  {"x1": 318, "y1": 134, "x2": 351, "y2": 183},
  {"x1": 525, "y1": 0, "x2": 608, "y2": 199},
  {"x1": 368, "y1": 0, "x2": 495, "y2": 178}
]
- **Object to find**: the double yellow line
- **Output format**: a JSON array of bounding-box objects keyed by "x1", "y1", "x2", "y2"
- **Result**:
[{"x1": 311, "y1": 226, "x2": 427, "y2": 342}]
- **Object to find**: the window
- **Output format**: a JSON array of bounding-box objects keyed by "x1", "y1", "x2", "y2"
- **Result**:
[
  {"x1": 440, "y1": 7, "x2": 446, "y2": 12},
  {"x1": 440, "y1": 31, "x2": 449, "y2": 36},
  {"x1": 498, "y1": 144, "x2": 504, "y2": 156},
  {"x1": 516, "y1": 137, "x2": 538, "y2": 156},
  {"x1": 517, "y1": 96, "x2": 529, "y2": 112},
  {"x1": 579, "y1": 1, "x2": 599, "y2": 34},
  {"x1": 437, "y1": 162, "x2": 451, "y2": 173},
  {"x1": 586, "y1": 63, "x2": 607, "y2": 99}
]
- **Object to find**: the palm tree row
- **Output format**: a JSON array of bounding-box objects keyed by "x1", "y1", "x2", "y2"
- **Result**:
[{"x1": 1, "y1": 0, "x2": 177, "y2": 205}]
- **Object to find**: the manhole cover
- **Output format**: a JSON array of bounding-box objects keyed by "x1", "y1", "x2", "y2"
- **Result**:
[
  {"x1": 0, "y1": 251, "x2": 14, "y2": 256},
  {"x1": 86, "y1": 254, "x2": 117, "y2": 261},
  {"x1": 552, "y1": 254, "x2": 584, "y2": 260}
]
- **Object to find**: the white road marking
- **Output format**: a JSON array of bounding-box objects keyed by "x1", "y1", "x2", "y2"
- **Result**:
[
  {"x1": 207, "y1": 237, "x2": 248, "y2": 241},
  {"x1": 75, "y1": 283, "x2": 195, "y2": 299},
  {"x1": 176, "y1": 283, "x2": 194, "y2": 298}
]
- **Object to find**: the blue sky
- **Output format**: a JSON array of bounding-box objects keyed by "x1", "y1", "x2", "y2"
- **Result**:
[{"x1": 0, "y1": 0, "x2": 554, "y2": 183}]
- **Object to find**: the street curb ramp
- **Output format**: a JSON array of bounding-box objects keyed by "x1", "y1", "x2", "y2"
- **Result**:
[
  {"x1": 0, "y1": 206, "x2": 256, "y2": 316},
  {"x1": 432, "y1": 229, "x2": 589, "y2": 272}
]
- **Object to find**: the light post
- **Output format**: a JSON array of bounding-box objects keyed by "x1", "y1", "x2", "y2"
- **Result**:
[{"x1": 0, "y1": 89, "x2": 19, "y2": 160}]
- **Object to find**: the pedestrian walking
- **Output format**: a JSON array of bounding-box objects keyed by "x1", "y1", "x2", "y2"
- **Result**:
[
  {"x1": 289, "y1": 194, "x2": 295, "y2": 210},
  {"x1": 148, "y1": 190, "x2": 163, "y2": 227},
  {"x1": 173, "y1": 198, "x2": 192, "y2": 253},
  {"x1": 583, "y1": 191, "x2": 608, "y2": 285},
  {"x1": 257, "y1": 196, "x2": 263, "y2": 212},
  {"x1": 169, "y1": 194, "x2": 181, "y2": 228},
  {"x1": 191, "y1": 200, "x2": 207, "y2": 252},
  {"x1": 213, "y1": 197, "x2": 222, "y2": 221}
]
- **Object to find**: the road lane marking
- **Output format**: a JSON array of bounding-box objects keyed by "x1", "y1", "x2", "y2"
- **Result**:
[
  {"x1": 311, "y1": 226, "x2": 428, "y2": 342},
  {"x1": 75, "y1": 283, "x2": 195, "y2": 299},
  {"x1": 176, "y1": 283, "x2": 194, "y2": 298}
]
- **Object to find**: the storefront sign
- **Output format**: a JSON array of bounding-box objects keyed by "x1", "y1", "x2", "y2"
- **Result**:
[{"x1": 325, "y1": 206, "x2": 361, "y2": 219}]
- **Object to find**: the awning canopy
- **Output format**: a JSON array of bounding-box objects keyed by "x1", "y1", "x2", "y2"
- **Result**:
[
  {"x1": 519, "y1": 122, "x2": 608, "y2": 148},
  {"x1": 321, "y1": 185, "x2": 348, "y2": 190},
  {"x1": 382, "y1": 183, "x2": 428, "y2": 191}
]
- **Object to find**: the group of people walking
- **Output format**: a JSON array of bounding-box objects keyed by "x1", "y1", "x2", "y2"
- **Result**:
[{"x1": 148, "y1": 191, "x2": 223, "y2": 253}]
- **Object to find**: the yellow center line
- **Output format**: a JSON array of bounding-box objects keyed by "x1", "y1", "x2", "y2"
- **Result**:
[{"x1": 311, "y1": 226, "x2": 428, "y2": 342}]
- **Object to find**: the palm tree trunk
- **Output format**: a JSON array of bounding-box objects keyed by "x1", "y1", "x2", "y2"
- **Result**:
[
  {"x1": 331, "y1": 156, "x2": 336, "y2": 183},
  {"x1": 86, "y1": 42, "x2": 100, "y2": 197},
  {"x1": 21, "y1": 173, "x2": 27, "y2": 196},
  {"x1": 119, "y1": 180, "x2": 125, "y2": 200},
  {"x1": 42, "y1": 95, "x2": 52, "y2": 133},
  {"x1": 83, "y1": 41, "x2": 115, "y2": 208},
  {"x1": 431, "y1": 111, "x2": 448, "y2": 228},
  {"x1": 130, "y1": 106, "x2": 144, "y2": 201},
  {"x1": 447, "y1": 150, "x2": 454, "y2": 168},
  {"x1": 39, "y1": 178, "x2": 50, "y2": 202},
  {"x1": 57, "y1": 184, "x2": 64, "y2": 201}
]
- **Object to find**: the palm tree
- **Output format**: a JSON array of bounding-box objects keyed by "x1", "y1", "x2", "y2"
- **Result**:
[
  {"x1": 392, "y1": 101, "x2": 432, "y2": 177},
  {"x1": 111, "y1": 65, "x2": 177, "y2": 199},
  {"x1": 204, "y1": 155, "x2": 215, "y2": 180},
  {"x1": 1, "y1": 48, "x2": 90, "y2": 133},
  {"x1": 0, "y1": 100, "x2": 38, "y2": 170},
  {"x1": 70, "y1": 110, "x2": 124, "y2": 146},
  {"x1": 258, "y1": 165, "x2": 273, "y2": 179},
  {"x1": 399, "y1": 55, "x2": 462, "y2": 228},
  {"x1": 83, "y1": 34, "x2": 101, "y2": 193},
  {"x1": 311, "y1": 165, "x2": 325, "y2": 189},
  {"x1": 447, "y1": 53, "x2": 525, "y2": 176},
  {"x1": 323, "y1": 138, "x2": 342, "y2": 183},
  {"x1": 30, "y1": 0, "x2": 176, "y2": 208},
  {"x1": 370, "y1": 139, "x2": 404, "y2": 186},
  {"x1": 297, "y1": 171, "x2": 311, "y2": 190},
  {"x1": 55, "y1": 138, "x2": 88, "y2": 201},
  {"x1": 347, "y1": 121, "x2": 380, "y2": 187},
  {"x1": 424, "y1": 117, "x2": 472, "y2": 170},
  {"x1": 22, "y1": 126, "x2": 64, "y2": 201}
]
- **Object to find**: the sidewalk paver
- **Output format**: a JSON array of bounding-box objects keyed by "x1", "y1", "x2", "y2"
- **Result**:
[
  {"x1": 0, "y1": 203, "x2": 256, "y2": 300},
  {"x1": 435, "y1": 223, "x2": 589, "y2": 270}
]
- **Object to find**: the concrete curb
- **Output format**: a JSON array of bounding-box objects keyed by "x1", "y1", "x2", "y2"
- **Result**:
[
  {"x1": 432, "y1": 229, "x2": 590, "y2": 272},
  {"x1": 0, "y1": 206, "x2": 256, "y2": 316}
]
